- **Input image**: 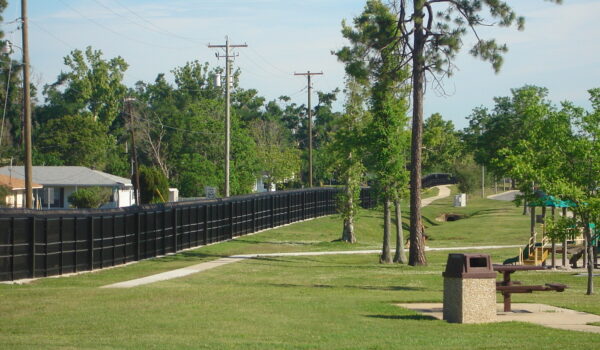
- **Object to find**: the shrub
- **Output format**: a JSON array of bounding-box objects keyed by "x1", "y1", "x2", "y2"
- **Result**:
[
  {"x1": 138, "y1": 166, "x2": 169, "y2": 204},
  {"x1": 68, "y1": 187, "x2": 112, "y2": 208}
]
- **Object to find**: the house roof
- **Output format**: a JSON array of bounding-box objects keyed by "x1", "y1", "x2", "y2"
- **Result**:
[
  {"x1": 0, "y1": 173, "x2": 43, "y2": 190},
  {"x1": 0, "y1": 166, "x2": 132, "y2": 188}
]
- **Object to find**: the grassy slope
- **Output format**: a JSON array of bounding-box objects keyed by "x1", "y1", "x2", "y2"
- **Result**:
[{"x1": 1, "y1": 186, "x2": 599, "y2": 349}]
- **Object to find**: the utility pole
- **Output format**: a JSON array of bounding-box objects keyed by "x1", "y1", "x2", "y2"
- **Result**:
[
  {"x1": 125, "y1": 98, "x2": 140, "y2": 206},
  {"x1": 209, "y1": 36, "x2": 247, "y2": 197},
  {"x1": 21, "y1": 0, "x2": 33, "y2": 209},
  {"x1": 294, "y1": 71, "x2": 322, "y2": 188}
]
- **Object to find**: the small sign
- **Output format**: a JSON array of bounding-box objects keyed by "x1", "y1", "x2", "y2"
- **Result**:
[{"x1": 204, "y1": 186, "x2": 217, "y2": 199}]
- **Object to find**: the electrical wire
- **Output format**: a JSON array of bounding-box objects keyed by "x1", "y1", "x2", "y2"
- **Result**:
[
  {"x1": 109, "y1": 0, "x2": 209, "y2": 44},
  {"x1": 57, "y1": 0, "x2": 196, "y2": 50},
  {"x1": 90, "y1": 0, "x2": 205, "y2": 46},
  {"x1": 247, "y1": 46, "x2": 290, "y2": 76}
]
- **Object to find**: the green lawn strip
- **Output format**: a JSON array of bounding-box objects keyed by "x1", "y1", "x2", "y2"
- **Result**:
[
  {"x1": 1, "y1": 251, "x2": 599, "y2": 349},
  {"x1": 3, "y1": 185, "x2": 529, "y2": 288}
]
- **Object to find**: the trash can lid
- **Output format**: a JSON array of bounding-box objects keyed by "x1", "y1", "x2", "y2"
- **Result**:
[{"x1": 442, "y1": 253, "x2": 496, "y2": 278}]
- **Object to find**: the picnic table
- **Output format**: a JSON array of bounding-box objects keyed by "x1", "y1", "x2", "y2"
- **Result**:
[{"x1": 493, "y1": 264, "x2": 567, "y2": 312}]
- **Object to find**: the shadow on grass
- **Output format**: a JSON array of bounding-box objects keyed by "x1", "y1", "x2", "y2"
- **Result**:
[
  {"x1": 366, "y1": 314, "x2": 437, "y2": 321},
  {"x1": 233, "y1": 239, "x2": 320, "y2": 246},
  {"x1": 155, "y1": 251, "x2": 228, "y2": 262},
  {"x1": 268, "y1": 283, "x2": 424, "y2": 292}
]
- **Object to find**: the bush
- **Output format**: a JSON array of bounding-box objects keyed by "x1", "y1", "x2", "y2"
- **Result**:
[
  {"x1": 138, "y1": 166, "x2": 169, "y2": 204},
  {"x1": 68, "y1": 187, "x2": 112, "y2": 208},
  {"x1": 0, "y1": 185, "x2": 10, "y2": 207},
  {"x1": 452, "y1": 162, "x2": 480, "y2": 194}
]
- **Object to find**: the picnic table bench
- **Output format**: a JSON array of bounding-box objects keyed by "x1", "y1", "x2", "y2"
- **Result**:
[{"x1": 493, "y1": 264, "x2": 567, "y2": 312}]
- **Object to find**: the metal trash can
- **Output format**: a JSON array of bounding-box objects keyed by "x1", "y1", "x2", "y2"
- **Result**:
[{"x1": 443, "y1": 253, "x2": 497, "y2": 323}]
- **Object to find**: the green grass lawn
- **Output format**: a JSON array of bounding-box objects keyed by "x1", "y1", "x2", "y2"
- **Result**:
[{"x1": 1, "y1": 186, "x2": 599, "y2": 349}]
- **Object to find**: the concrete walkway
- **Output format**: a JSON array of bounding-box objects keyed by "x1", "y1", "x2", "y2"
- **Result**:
[
  {"x1": 101, "y1": 244, "x2": 521, "y2": 289},
  {"x1": 397, "y1": 303, "x2": 600, "y2": 334},
  {"x1": 103, "y1": 186, "x2": 454, "y2": 289},
  {"x1": 422, "y1": 185, "x2": 451, "y2": 207}
]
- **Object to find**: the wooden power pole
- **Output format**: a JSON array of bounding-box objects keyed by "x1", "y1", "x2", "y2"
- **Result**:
[
  {"x1": 21, "y1": 0, "x2": 33, "y2": 209},
  {"x1": 294, "y1": 71, "x2": 322, "y2": 188},
  {"x1": 125, "y1": 98, "x2": 140, "y2": 205},
  {"x1": 209, "y1": 37, "x2": 247, "y2": 197}
]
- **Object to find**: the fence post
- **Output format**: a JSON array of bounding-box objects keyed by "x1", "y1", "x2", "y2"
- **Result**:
[
  {"x1": 252, "y1": 198, "x2": 256, "y2": 232},
  {"x1": 173, "y1": 207, "x2": 178, "y2": 253},
  {"x1": 203, "y1": 205, "x2": 208, "y2": 245},
  {"x1": 271, "y1": 195, "x2": 275, "y2": 228},
  {"x1": 287, "y1": 193, "x2": 291, "y2": 224},
  {"x1": 30, "y1": 216, "x2": 35, "y2": 278},
  {"x1": 135, "y1": 212, "x2": 140, "y2": 261},
  {"x1": 88, "y1": 216, "x2": 94, "y2": 271},
  {"x1": 229, "y1": 201, "x2": 234, "y2": 239},
  {"x1": 59, "y1": 216, "x2": 64, "y2": 275}
]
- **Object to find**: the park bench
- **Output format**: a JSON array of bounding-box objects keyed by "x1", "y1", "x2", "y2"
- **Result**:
[{"x1": 493, "y1": 264, "x2": 567, "y2": 312}]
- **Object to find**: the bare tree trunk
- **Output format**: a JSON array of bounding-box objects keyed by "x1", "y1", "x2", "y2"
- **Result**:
[
  {"x1": 394, "y1": 199, "x2": 407, "y2": 264},
  {"x1": 408, "y1": 2, "x2": 427, "y2": 266},
  {"x1": 381, "y1": 198, "x2": 393, "y2": 264},
  {"x1": 551, "y1": 206, "x2": 556, "y2": 268},
  {"x1": 342, "y1": 184, "x2": 356, "y2": 243},
  {"x1": 584, "y1": 219, "x2": 594, "y2": 295},
  {"x1": 562, "y1": 207, "x2": 568, "y2": 268}
]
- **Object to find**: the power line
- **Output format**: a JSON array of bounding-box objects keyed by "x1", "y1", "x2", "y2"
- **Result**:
[
  {"x1": 91, "y1": 0, "x2": 206, "y2": 46},
  {"x1": 110, "y1": 0, "x2": 208, "y2": 44},
  {"x1": 58, "y1": 0, "x2": 196, "y2": 50}
]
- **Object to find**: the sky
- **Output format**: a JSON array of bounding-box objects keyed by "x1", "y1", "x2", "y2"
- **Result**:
[{"x1": 3, "y1": 0, "x2": 600, "y2": 130}]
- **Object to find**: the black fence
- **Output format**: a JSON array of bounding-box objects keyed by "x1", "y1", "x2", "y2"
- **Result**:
[{"x1": 0, "y1": 187, "x2": 376, "y2": 282}]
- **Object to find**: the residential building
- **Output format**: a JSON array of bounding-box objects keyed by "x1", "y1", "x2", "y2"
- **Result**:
[
  {"x1": 0, "y1": 166, "x2": 135, "y2": 209},
  {"x1": 0, "y1": 173, "x2": 43, "y2": 208}
]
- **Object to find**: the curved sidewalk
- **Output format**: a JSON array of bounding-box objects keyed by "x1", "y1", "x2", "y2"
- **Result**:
[
  {"x1": 102, "y1": 185, "x2": 457, "y2": 289},
  {"x1": 101, "y1": 244, "x2": 521, "y2": 289}
]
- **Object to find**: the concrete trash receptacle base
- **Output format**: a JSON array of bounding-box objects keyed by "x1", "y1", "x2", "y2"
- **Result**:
[{"x1": 443, "y1": 277, "x2": 497, "y2": 323}]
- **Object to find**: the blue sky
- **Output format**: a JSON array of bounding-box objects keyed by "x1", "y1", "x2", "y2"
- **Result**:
[{"x1": 4, "y1": 0, "x2": 599, "y2": 129}]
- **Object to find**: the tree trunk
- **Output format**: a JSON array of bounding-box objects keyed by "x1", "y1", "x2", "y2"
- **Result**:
[
  {"x1": 394, "y1": 199, "x2": 407, "y2": 264},
  {"x1": 408, "y1": 2, "x2": 427, "y2": 266},
  {"x1": 551, "y1": 207, "x2": 556, "y2": 268},
  {"x1": 381, "y1": 198, "x2": 393, "y2": 264},
  {"x1": 584, "y1": 219, "x2": 594, "y2": 295},
  {"x1": 341, "y1": 184, "x2": 356, "y2": 243},
  {"x1": 562, "y1": 207, "x2": 568, "y2": 268}
]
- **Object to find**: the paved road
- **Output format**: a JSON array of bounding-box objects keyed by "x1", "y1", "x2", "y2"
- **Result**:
[{"x1": 487, "y1": 190, "x2": 520, "y2": 201}]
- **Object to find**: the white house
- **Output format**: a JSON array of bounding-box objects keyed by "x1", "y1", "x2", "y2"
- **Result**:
[
  {"x1": 0, "y1": 166, "x2": 136, "y2": 209},
  {"x1": 0, "y1": 173, "x2": 43, "y2": 208}
]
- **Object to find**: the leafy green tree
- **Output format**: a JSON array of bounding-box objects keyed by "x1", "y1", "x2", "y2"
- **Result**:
[
  {"x1": 466, "y1": 86, "x2": 554, "y2": 179},
  {"x1": 388, "y1": 0, "x2": 562, "y2": 266},
  {"x1": 39, "y1": 47, "x2": 128, "y2": 128},
  {"x1": 175, "y1": 154, "x2": 220, "y2": 198},
  {"x1": 138, "y1": 165, "x2": 169, "y2": 204},
  {"x1": 497, "y1": 88, "x2": 600, "y2": 294},
  {"x1": 68, "y1": 187, "x2": 112, "y2": 208},
  {"x1": 336, "y1": 0, "x2": 411, "y2": 264},
  {"x1": 34, "y1": 115, "x2": 111, "y2": 168},
  {"x1": 422, "y1": 113, "x2": 462, "y2": 173},
  {"x1": 329, "y1": 77, "x2": 370, "y2": 243},
  {"x1": 249, "y1": 119, "x2": 300, "y2": 191}
]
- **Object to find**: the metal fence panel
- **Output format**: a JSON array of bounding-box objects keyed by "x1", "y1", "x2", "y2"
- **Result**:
[{"x1": 0, "y1": 187, "x2": 375, "y2": 281}]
